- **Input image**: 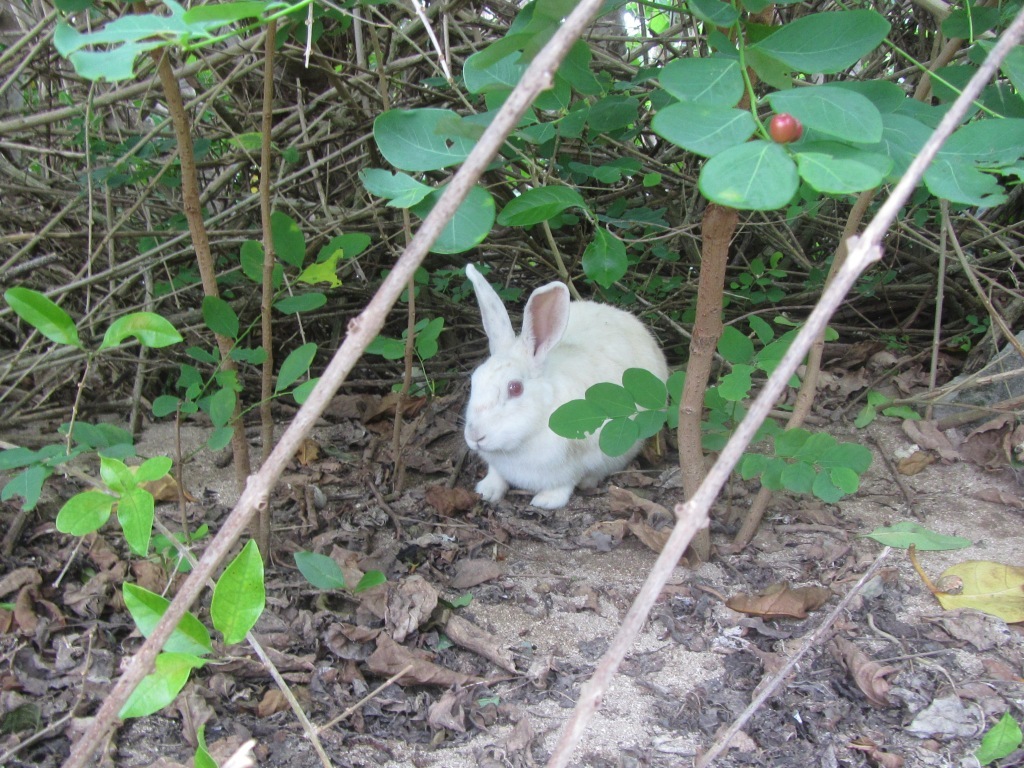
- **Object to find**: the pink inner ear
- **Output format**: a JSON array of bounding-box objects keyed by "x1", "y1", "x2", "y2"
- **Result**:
[{"x1": 527, "y1": 286, "x2": 568, "y2": 358}]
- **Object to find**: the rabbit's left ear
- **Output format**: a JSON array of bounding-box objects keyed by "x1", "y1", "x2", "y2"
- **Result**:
[
  {"x1": 522, "y1": 281, "x2": 569, "y2": 364},
  {"x1": 467, "y1": 264, "x2": 515, "y2": 355}
]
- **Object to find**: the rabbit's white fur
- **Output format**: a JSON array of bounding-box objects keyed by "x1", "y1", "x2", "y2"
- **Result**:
[{"x1": 464, "y1": 264, "x2": 668, "y2": 509}]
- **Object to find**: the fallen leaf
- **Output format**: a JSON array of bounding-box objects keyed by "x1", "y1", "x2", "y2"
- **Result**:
[
  {"x1": 608, "y1": 486, "x2": 674, "y2": 527},
  {"x1": 141, "y1": 474, "x2": 194, "y2": 503},
  {"x1": 0, "y1": 567, "x2": 41, "y2": 599},
  {"x1": 726, "y1": 582, "x2": 831, "y2": 619},
  {"x1": 832, "y1": 636, "x2": 897, "y2": 707},
  {"x1": 848, "y1": 736, "x2": 904, "y2": 768},
  {"x1": 974, "y1": 488, "x2": 1024, "y2": 509},
  {"x1": 444, "y1": 614, "x2": 516, "y2": 673},
  {"x1": 897, "y1": 451, "x2": 935, "y2": 475},
  {"x1": 296, "y1": 438, "x2": 320, "y2": 466},
  {"x1": 256, "y1": 688, "x2": 290, "y2": 718},
  {"x1": 450, "y1": 558, "x2": 502, "y2": 590},
  {"x1": 861, "y1": 522, "x2": 972, "y2": 551},
  {"x1": 428, "y1": 688, "x2": 467, "y2": 733},
  {"x1": 926, "y1": 610, "x2": 1013, "y2": 651},
  {"x1": 906, "y1": 695, "x2": 981, "y2": 739},
  {"x1": 933, "y1": 561, "x2": 1024, "y2": 623},
  {"x1": 367, "y1": 634, "x2": 480, "y2": 686},
  {"x1": 902, "y1": 420, "x2": 959, "y2": 462},
  {"x1": 959, "y1": 415, "x2": 1014, "y2": 468},
  {"x1": 626, "y1": 518, "x2": 671, "y2": 553},
  {"x1": 580, "y1": 519, "x2": 628, "y2": 551},
  {"x1": 385, "y1": 575, "x2": 438, "y2": 643},
  {"x1": 424, "y1": 484, "x2": 478, "y2": 516}
]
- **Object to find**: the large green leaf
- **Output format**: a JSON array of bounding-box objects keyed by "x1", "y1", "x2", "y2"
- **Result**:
[
  {"x1": 549, "y1": 399, "x2": 607, "y2": 439},
  {"x1": 924, "y1": 157, "x2": 1005, "y2": 206},
  {"x1": 122, "y1": 583, "x2": 213, "y2": 656},
  {"x1": 750, "y1": 10, "x2": 891, "y2": 74},
  {"x1": 699, "y1": 141, "x2": 799, "y2": 210},
  {"x1": 275, "y1": 342, "x2": 316, "y2": 394},
  {"x1": 658, "y1": 57, "x2": 744, "y2": 107},
  {"x1": 270, "y1": 210, "x2": 305, "y2": 268},
  {"x1": 202, "y1": 296, "x2": 239, "y2": 340},
  {"x1": 463, "y1": 50, "x2": 525, "y2": 94},
  {"x1": 410, "y1": 185, "x2": 495, "y2": 254},
  {"x1": 599, "y1": 417, "x2": 640, "y2": 458},
  {"x1": 794, "y1": 142, "x2": 892, "y2": 194},
  {"x1": 939, "y1": 118, "x2": 1024, "y2": 165},
  {"x1": 879, "y1": 113, "x2": 932, "y2": 177},
  {"x1": 119, "y1": 652, "x2": 205, "y2": 719},
  {"x1": 768, "y1": 86, "x2": 883, "y2": 144},
  {"x1": 497, "y1": 186, "x2": 586, "y2": 226},
  {"x1": 688, "y1": 0, "x2": 739, "y2": 27},
  {"x1": 374, "y1": 109, "x2": 476, "y2": 172},
  {"x1": 4, "y1": 287, "x2": 81, "y2": 347},
  {"x1": 652, "y1": 103, "x2": 757, "y2": 157},
  {"x1": 359, "y1": 168, "x2": 433, "y2": 208},
  {"x1": 586, "y1": 382, "x2": 636, "y2": 418},
  {"x1": 210, "y1": 539, "x2": 265, "y2": 645},
  {"x1": 582, "y1": 227, "x2": 628, "y2": 288},
  {"x1": 100, "y1": 312, "x2": 183, "y2": 350}
]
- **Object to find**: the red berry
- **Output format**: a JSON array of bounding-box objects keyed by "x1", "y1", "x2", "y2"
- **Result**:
[{"x1": 769, "y1": 113, "x2": 803, "y2": 144}]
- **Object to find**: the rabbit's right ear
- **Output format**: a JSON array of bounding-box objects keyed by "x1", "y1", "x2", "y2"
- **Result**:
[{"x1": 466, "y1": 264, "x2": 515, "y2": 355}]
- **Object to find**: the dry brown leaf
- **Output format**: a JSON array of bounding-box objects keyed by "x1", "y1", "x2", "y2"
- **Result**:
[
  {"x1": 902, "y1": 420, "x2": 959, "y2": 462},
  {"x1": 296, "y1": 438, "x2": 320, "y2": 466},
  {"x1": 897, "y1": 451, "x2": 935, "y2": 476},
  {"x1": 832, "y1": 636, "x2": 896, "y2": 707},
  {"x1": 427, "y1": 688, "x2": 467, "y2": 733},
  {"x1": 626, "y1": 518, "x2": 671, "y2": 553},
  {"x1": 450, "y1": 558, "x2": 503, "y2": 590},
  {"x1": 849, "y1": 736, "x2": 904, "y2": 768},
  {"x1": 960, "y1": 415, "x2": 1015, "y2": 468},
  {"x1": 256, "y1": 688, "x2": 290, "y2": 718},
  {"x1": 174, "y1": 684, "x2": 214, "y2": 747},
  {"x1": 726, "y1": 582, "x2": 831, "y2": 619},
  {"x1": 444, "y1": 614, "x2": 517, "y2": 672},
  {"x1": 385, "y1": 575, "x2": 438, "y2": 643},
  {"x1": 974, "y1": 488, "x2": 1024, "y2": 509},
  {"x1": 0, "y1": 567, "x2": 41, "y2": 599},
  {"x1": 367, "y1": 634, "x2": 481, "y2": 686},
  {"x1": 141, "y1": 474, "x2": 195, "y2": 503},
  {"x1": 424, "y1": 484, "x2": 478, "y2": 516},
  {"x1": 132, "y1": 560, "x2": 169, "y2": 596},
  {"x1": 580, "y1": 519, "x2": 628, "y2": 551},
  {"x1": 608, "y1": 485, "x2": 674, "y2": 527}
]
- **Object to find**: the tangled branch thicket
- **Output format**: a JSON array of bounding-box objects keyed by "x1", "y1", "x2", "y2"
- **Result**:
[{"x1": 0, "y1": 0, "x2": 1022, "y2": 427}]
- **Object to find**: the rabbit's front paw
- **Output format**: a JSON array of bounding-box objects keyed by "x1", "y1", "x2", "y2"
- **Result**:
[
  {"x1": 530, "y1": 486, "x2": 573, "y2": 509},
  {"x1": 476, "y1": 469, "x2": 509, "y2": 503}
]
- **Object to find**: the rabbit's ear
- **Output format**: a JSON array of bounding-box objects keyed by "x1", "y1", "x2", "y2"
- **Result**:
[
  {"x1": 522, "y1": 281, "x2": 570, "y2": 364},
  {"x1": 467, "y1": 264, "x2": 515, "y2": 355}
]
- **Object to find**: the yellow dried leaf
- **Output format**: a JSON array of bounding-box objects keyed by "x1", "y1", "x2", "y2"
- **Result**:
[{"x1": 935, "y1": 561, "x2": 1024, "y2": 623}]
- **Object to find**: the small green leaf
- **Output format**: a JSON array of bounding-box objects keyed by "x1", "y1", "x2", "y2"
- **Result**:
[
  {"x1": 274, "y1": 293, "x2": 327, "y2": 314},
  {"x1": 410, "y1": 185, "x2": 496, "y2": 254},
  {"x1": 294, "y1": 551, "x2": 347, "y2": 590},
  {"x1": 4, "y1": 287, "x2": 82, "y2": 348},
  {"x1": 359, "y1": 168, "x2": 433, "y2": 208},
  {"x1": 366, "y1": 336, "x2": 407, "y2": 360},
  {"x1": 354, "y1": 570, "x2": 387, "y2": 593},
  {"x1": 207, "y1": 387, "x2": 236, "y2": 428},
  {"x1": 119, "y1": 652, "x2": 205, "y2": 719},
  {"x1": 211, "y1": 540, "x2": 265, "y2": 645},
  {"x1": 276, "y1": 342, "x2": 316, "y2": 394},
  {"x1": 195, "y1": 724, "x2": 217, "y2": 768},
  {"x1": 292, "y1": 378, "x2": 318, "y2": 405},
  {"x1": 882, "y1": 405, "x2": 921, "y2": 420},
  {"x1": 152, "y1": 395, "x2": 180, "y2": 418},
  {"x1": 634, "y1": 409, "x2": 666, "y2": 440},
  {"x1": 202, "y1": 296, "x2": 239, "y2": 340},
  {"x1": 976, "y1": 712, "x2": 1023, "y2": 765},
  {"x1": 774, "y1": 428, "x2": 811, "y2": 457},
  {"x1": 206, "y1": 426, "x2": 233, "y2": 452},
  {"x1": 811, "y1": 471, "x2": 844, "y2": 503},
  {"x1": 497, "y1": 186, "x2": 587, "y2": 227},
  {"x1": 117, "y1": 487, "x2": 154, "y2": 556},
  {"x1": 582, "y1": 228, "x2": 628, "y2": 289},
  {"x1": 586, "y1": 382, "x2": 637, "y2": 418},
  {"x1": 373, "y1": 108, "x2": 475, "y2": 172},
  {"x1": 718, "y1": 326, "x2": 755, "y2": 364},
  {"x1": 768, "y1": 86, "x2": 883, "y2": 144},
  {"x1": 861, "y1": 522, "x2": 973, "y2": 551},
  {"x1": 718, "y1": 365, "x2": 753, "y2": 402},
  {"x1": 740, "y1": 452, "x2": 769, "y2": 480},
  {"x1": 271, "y1": 210, "x2": 306, "y2": 268},
  {"x1": 780, "y1": 461, "x2": 816, "y2": 494},
  {"x1": 99, "y1": 311, "x2": 183, "y2": 350},
  {"x1": 1, "y1": 464, "x2": 50, "y2": 512},
  {"x1": 122, "y1": 583, "x2": 213, "y2": 656},
  {"x1": 652, "y1": 102, "x2": 757, "y2": 157},
  {"x1": 598, "y1": 416, "x2": 640, "y2": 457},
  {"x1": 622, "y1": 368, "x2": 667, "y2": 410},
  {"x1": 819, "y1": 442, "x2": 873, "y2": 473},
  {"x1": 56, "y1": 491, "x2": 116, "y2": 536},
  {"x1": 828, "y1": 466, "x2": 860, "y2": 495},
  {"x1": 549, "y1": 399, "x2": 607, "y2": 439}
]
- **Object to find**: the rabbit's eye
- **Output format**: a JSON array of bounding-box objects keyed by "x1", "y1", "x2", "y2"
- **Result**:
[{"x1": 507, "y1": 380, "x2": 524, "y2": 398}]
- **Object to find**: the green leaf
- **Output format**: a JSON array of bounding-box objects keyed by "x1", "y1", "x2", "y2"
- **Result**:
[
  {"x1": 366, "y1": 336, "x2": 407, "y2": 360},
  {"x1": 152, "y1": 395, "x2": 180, "y2": 418},
  {"x1": 359, "y1": 168, "x2": 433, "y2": 208},
  {"x1": 410, "y1": 185, "x2": 495, "y2": 254},
  {"x1": 828, "y1": 466, "x2": 861, "y2": 495},
  {"x1": 202, "y1": 296, "x2": 239, "y2": 339},
  {"x1": 276, "y1": 342, "x2": 316, "y2": 394},
  {"x1": 271, "y1": 210, "x2": 305, "y2": 268},
  {"x1": 634, "y1": 409, "x2": 667, "y2": 440},
  {"x1": 273, "y1": 292, "x2": 327, "y2": 314},
  {"x1": 598, "y1": 417, "x2": 640, "y2": 457},
  {"x1": 718, "y1": 325, "x2": 755, "y2": 364},
  {"x1": 100, "y1": 311, "x2": 182, "y2": 350},
  {"x1": 1, "y1": 464, "x2": 50, "y2": 512},
  {"x1": 374, "y1": 108, "x2": 476, "y2": 172},
  {"x1": 318, "y1": 233, "x2": 369, "y2": 263},
  {"x1": 740, "y1": 452, "x2": 769, "y2": 480},
  {"x1": 181, "y1": 1, "x2": 271, "y2": 27},
  {"x1": 699, "y1": 141, "x2": 799, "y2": 211},
  {"x1": 117, "y1": 487, "x2": 154, "y2": 556},
  {"x1": 195, "y1": 724, "x2": 217, "y2": 768},
  {"x1": 587, "y1": 95, "x2": 639, "y2": 134},
  {"x1": 56, "y1": 491, "x2": 116, "y2": 536},
  {"x1": 861, "y1": 522, "x2": 973, "y2": 551},
  {"x1": 586, "y1": 382, "x2": 636, "y2": 418},
  {"x1": 794, "y1": 142, "x2": 892, "y2": 194},
  {"x1": 549, "y1": 399, "x2": 607, "y2": 439},
  {"x1": 294, "y1": 551, "x2": 347, "y2": 590},
  {"x1": 652, "y1": 102, "x2": 757, "y2": 157},
  {"x1": 882, "y1": 405, "x2": 921, "y2": 420},
  {"x1": 718, "y1": 364, "x2": 753, "y2": 402},
  {"x1": 658, "y1": 57, "x2": 744, "y2": 107},
  {"x1": 780, "y1": 461, "x2": 816, "y2": 494},
  {"x1": 582, "y1": 228, "x2": 628, "y2": 289},
  {"x1": 688, "y1": 0, "x2": 739, "y2": 28},
  {"x1": 622, "y1": 368, "x2": 667, "y2": 410},
  {"x1": 207, "y1": 426, "x2": 233, "y2": 452},
  {"x1": 941, "y1": 5, "x2": 1000, "y2": 40},
  {"x1": 4, "y1": 288, "x2": 81, "y2": 347},
  {"x1": 135, "y1": 456, "x2": 173, "y2": 484},
  {"x1": 463, "y1": 50, "x2": 525, "y2": 94},
  {"x1": 811, "y1": 471, "x2": 844, "y2": 503},
  {"x1": 211, "y1": 540, "x2": 265, "y2": 645},
  {"x1": 122, "y1": 583, "x2": 213, "y2": 656},
  {"x1": 976, "y1": 712, "x2": 1023, "y2": 765},
  {"x1": 750, "y1": 10, "x2": 891, "y2": 75},
  {"x1": 119, "y1": 652, "x2": 205, "y2": 719},
  {"x1": 207, "y1": 387, "x2": 236, "y2": 428},
  {"x1": 819, "y1": 442, "x2": 873, "y2": 473},
  {"x1": 774, "y1": 428, "x2": 810, "y2": 457},
  {"x1": 354, "y1": 570, "x2": 387, "y2": 593},
  {"x1": 769, "y1": 86, "x2": 883, "y2": 144},
  {"x1": 924, "y1": 156, "x2": 1004, "y2": 206},
  {"x1": 497, "y1": 186, "x2": 587, "y2": 227},
  {"x1": 415, "y1": 317, "x2": 445, "y2": 359}
]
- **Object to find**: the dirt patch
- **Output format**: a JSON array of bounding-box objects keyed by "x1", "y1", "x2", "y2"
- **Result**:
[{"x1": 1, "y1": 409, "x2": 1022, "y2": 767}]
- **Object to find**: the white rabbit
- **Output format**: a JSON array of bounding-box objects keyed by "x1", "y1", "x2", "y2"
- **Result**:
[{"x1": 463, "y1": 264, "x2": 669, "y2": 509}]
